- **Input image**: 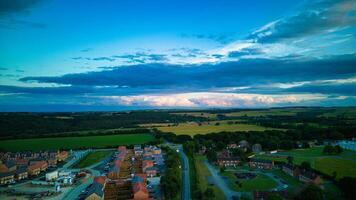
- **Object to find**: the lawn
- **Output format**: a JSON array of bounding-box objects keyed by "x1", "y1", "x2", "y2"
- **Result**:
[
  {"x1": 73, "y1": 150, "x2": 113, "y2": 168},
  {"x1": 224, "y1": 108, "x2": 309, "y2": 117},
  {"x1": 0, "y1": 133, "x2": 155, "y2": 151},
  {"x1": 255, "y1": 147, "x2": 356, "y2": 179},
  {"x1": 221, "y1": 171, "x2": 278, "y2": 192},
  {"x1": 195, "y1": 155, "x2": 224, "y2": 200},
  {"x1": 156, "y1": 121, "x2": 278, "y2": 136}
]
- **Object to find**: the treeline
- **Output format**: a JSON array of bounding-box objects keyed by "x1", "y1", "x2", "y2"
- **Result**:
[
  {"x1": 0, "y1": 128, "x2": 151, "y2": 140},
  {"x1": 0, "y1": 111, "x2": 205, "y2": 138},
  {"x1": 160, "y1": 147, "x2": 182, "y2": 199},
  {"x1": 157, "y1": 129, "x2": 355, "y2": 151}
]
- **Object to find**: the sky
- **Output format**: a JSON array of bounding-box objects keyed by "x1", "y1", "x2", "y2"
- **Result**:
[{"x1": 0, "y1": 0, "x2": 355, "y2": 111}]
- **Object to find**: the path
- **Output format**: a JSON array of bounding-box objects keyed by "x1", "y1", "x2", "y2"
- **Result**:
[{"x1": 204, "y1": 161, "x2": 241, "y2": 200}]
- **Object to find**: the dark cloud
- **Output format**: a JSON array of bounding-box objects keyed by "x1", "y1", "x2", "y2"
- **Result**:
[
  {"x1": 0, "y1": 67, "x2": 8, "y2": 70},
  {"x1": 228, "y1": 47, "x2": 264, "y2": 58},
  {"x1": 286, "y1": 83, "x2": 356, "y2": 95},
  {"x1": 0, "y1": 0, "x2": 43, "y2": 15},
  {"x1": 20, "y1": 54, "x2": 356, "y2": 90},
  {"x1": 181, "y1": 33, "x2": 236, "y2": 44},
  {"x1": 0, "y1": 85, "x2": 94, "y2": 95},
  {"x1": 81, "y1": 48, "x2": 92, "y2": 52},
  {"x1": 249, "y1": 0, "x2": 356, "y2": 42},
  {"x1": 92, "y1": 57, "x2": 116, "y2": 62},
  {"x1": 15, "y1": 69, "x2": 25, "y2": 73},
  {"x1": 112, "y1": 52, "x2": 167, "y2": 63}
]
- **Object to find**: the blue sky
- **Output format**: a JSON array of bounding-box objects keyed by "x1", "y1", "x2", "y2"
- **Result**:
[{"x1": 0, "y1": 0, "x2": 355, "y2": 111}]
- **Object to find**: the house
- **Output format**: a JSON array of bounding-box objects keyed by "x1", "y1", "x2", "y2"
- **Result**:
[
  {"x1": 252, "y1": 144, "x2": 262, "y2": 153},
  {"x1": 107, "y1": 166, "x2": 120, "y2": 180},
  {"x1": 227, "y1": 143, "x2": 238, "y2": 149},
  {"x1": 217, "y1": 157, "x2": 241, "y2": 167},
  {"x1": 133, "y1": 182, "x2": 149, "y2": 200},
  {"x1": 48, "y1": 158, "x2": 58, "y2": 167},
  {"x1": 238, "y1": 140, "x2": 250, "y2": 151},
  {"x1": 145, "y1": 166, "x2": 157, "y2": 177},
  {"x1": 142, "y1": 160, "x2": 154, "y2": 172},
  {"x1": 249, "y1": 158, "x2": 274, "y2": 169},
  {"x1": 46, "y1": 170, "x2": 59, "y2": 181},
  {"x1": 27, "y1": 163, "x2": 42, "y2": 176},
  {"x1": 152, "y1": 147, "x2": 161, "y2": 155},
  {"x1": 282, "y1": 164, "x2": 300, "y2": 177},
  {"x1": 15, "y1": 166, "x2": 28, "y2": 181},
  {"x1": 85, "y1": 182, "x2": 105, "y2": 200},
  {"x1": 0, "y1": 172, "x2": 14, "y2": 185},
  {"x1": 134, "y1": 145, "x2": 143, "y2": 156},
  {"x1": 0, "y1": 160, "x2": 16, "y2": 172},
  {"x1": 253, "y1": 190, "x2": 288, "y2": 200},
  {"x1": 57, "y1": 151, "x2": 69, "y2": 161},
  {"x1": 299, "y1": 171, "x2": 322, "y2": 185}
]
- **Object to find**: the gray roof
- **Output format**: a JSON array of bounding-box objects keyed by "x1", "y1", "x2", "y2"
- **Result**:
[{"x1": 86, "y1": 182, "x2": 104, "y2": 197}]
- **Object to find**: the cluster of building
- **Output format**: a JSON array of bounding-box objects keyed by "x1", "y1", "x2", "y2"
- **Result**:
[
  {"x1": 0, "y1": 150, "x2": 69, "y2": 185},
  {"x1": 282, "y1": 164, "x2": 322, "y2": 185},
  {"x1": 84, "y1": 145, "x2": 164, "y2": 200}
]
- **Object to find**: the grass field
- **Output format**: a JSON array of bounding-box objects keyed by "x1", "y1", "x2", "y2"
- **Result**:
[
  {"x1": 221, "y1": 171, "x2": 278, "y2": 191},
  {"x1": 155, "y1": 121, "x2": 278, "y2": 136},
  {"x1": 0, "y1": 133, "x2": 155, "y2": 151},
  {"x1": 255, "y1": 147, "x2": 356, "y2": 179},
  {"x1": 73, "y1": 150, "x2": 113, "y2": 168},
  {"x1": 224, "y1": 108, "x2": 309, "y2": 117},
  {"x1": 195, "y1": 155, "x2": 224, "y2": 199}
]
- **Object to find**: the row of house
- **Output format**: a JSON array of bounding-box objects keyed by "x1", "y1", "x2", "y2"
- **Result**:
[
  {"x1": 107, "y1": 146, "x2": 127, "y2": 180},
  {"x1": 282, "y1": 164, "x2": 322, "y2": 185},
  {"x1": 0, "y1": 151, "x2": 69, "y2": 185},
  {"x1": 141, "y1": 145, "x2": 164, "y2": 178}
]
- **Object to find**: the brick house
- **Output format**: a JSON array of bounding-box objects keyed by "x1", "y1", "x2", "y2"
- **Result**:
[{"x1": 249, "y1": 158, "x2": 274, "y2": 169}]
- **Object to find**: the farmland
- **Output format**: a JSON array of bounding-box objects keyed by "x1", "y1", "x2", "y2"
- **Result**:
[
  {"x1": 153, "y1": 121, "x2": 279, "y2": 136},
  {"x1": 73, "y1": 150, "x2": 113, "y2": 168},
  {"x1": 0, "y1": 133, "x2": 155, "y2": 151}
]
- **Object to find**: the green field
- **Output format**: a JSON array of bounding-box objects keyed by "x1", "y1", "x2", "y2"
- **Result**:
[
  {"x1": 255, "y1": 147, "x2": 356, "y2": 179},
  {"x1": 156, "y1": 121, "x2": 278, "y2": 136},
  {"x1": 0, "y1": 133, "x2": 155, "y2": 151},
  {"x1": 73, "y1": 150, "x2": 113, "y2": 168},
  {"x1": 195, "y1": 155, "x2": 224, "y2": 200},
  {"x1": 221, "y1": 171, "x2": 278, "y2": 191}
]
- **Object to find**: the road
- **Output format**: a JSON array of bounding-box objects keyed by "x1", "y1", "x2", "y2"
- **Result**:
[
  {"x1": 166, "y1": 143, "x2": 191, "y2": 200},
  {"x1": 178, "y1": 145, "x2": 191, "y2": 200},
  {"x1": 204, "y1": 161, "x2": 241, "y2": 200},
  {"x1": 56, "y1": 150, "x2": 112, "y2": 200}
]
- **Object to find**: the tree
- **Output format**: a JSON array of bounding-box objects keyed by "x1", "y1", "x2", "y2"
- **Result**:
[
  {"x1": 300, "y1": 161, "x2": 311, "y2": 171},
  {"x1": 296, "y1": 185, "x2": 323, "y2": 200},
  {"x1": 338, "y1": 177, "x2": 356, "y2": 200},
  {"x1": 203, "y1": 188, "x2": 215, "y2": 200},
  {"x1": 323, "y1": 145, "x2": 334, "y2": 155},
  {"x1": 334, "y1": 145, "x2": 343, "y2": 154},
  {"x1": 220, "y1": 165, "x2": 226, "y2": 173},
  {"x1": 287, "y1": 156, "x2": 294, "y2": 165},
  {"x1": 206, "y1": 150, "x2": 217, "y2": 163}
]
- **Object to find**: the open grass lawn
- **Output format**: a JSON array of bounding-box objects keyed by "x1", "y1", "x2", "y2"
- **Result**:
[
  {"x1": 255, "y1": 147, "x2": 356, "y2": 179},
  {"x1": 156, "y1": 121, "x2": 278, "y2": 136},
  {"x1": 0, "y1": 133, "x2": 155, "y2": 151},
  {"x1": 73, "y1": 150, "x2": 113, "y2": 168},
  {"x1": 195, "y1": 155, "x2": 224, "y2": 200},
  {"x1": 221, "y1": 171, "x2": 278, "y2": 192}
]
